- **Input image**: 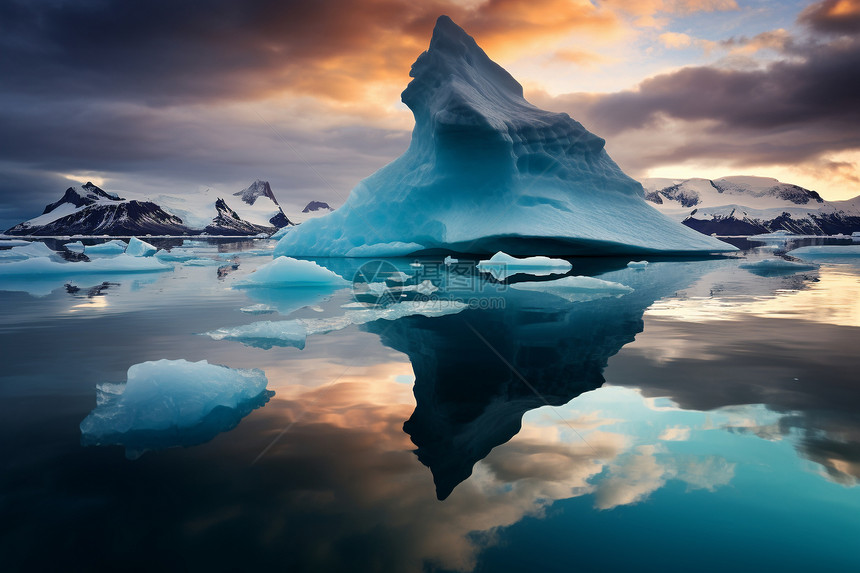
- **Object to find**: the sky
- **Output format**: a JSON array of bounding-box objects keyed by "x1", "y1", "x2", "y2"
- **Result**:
[{"x1": 1, "y1": 0, "x2": 859, "y2": 229}]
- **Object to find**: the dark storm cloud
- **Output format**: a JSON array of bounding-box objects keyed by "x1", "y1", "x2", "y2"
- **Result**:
[
  {"x1": 799, "y1": 0, "x2": 860, "y2": 34},
  {"x1": 0, "y1": 0, "x2": 614, "y2": 105},
  {"x1": 528, "y1": 3, "x2": 860, "y2": 176},
  {"x1": 580, "y1": 37, "x2": 860, "y2": 136}
]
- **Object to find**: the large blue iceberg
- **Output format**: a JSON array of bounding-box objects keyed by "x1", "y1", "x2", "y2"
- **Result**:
[{"x1": 274, "y1": 16, "x2": 734, "y2": 257}]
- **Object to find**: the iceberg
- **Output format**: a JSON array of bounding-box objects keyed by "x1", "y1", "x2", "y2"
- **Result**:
[
  {"x1": 0, "y1": 253, "x2": 172, "y2": 276},
  {"x1": 64, "y1": 240, "x2": 86, "y2": 253},
  {"x1": 80, "y1": 359, "x2": 271, "y2": 458},
  {"x1": 476, "y1": 251, "x2": 571, "y2": 280},
  {"x1": 627, "y1": 260, "x2": 649, "y2": 269},
  {"x1": 85, "y1": 239, "x2": 127, "y2": 255},
  {"x1": 273, "y1": 16, "x2": 734, "y2": 258},
  {"x1": 125, "y1": 237, "x2": 157, "y2": 257},
  {"x1": 788, "y1": 245, "x2": 860, "y2": 259},
  {"x1": 235, "y1": 256, "x2": 349, "y2": 288},
  {"x1": 509, "y1": 275, "x2": 633, "y2": 303}
]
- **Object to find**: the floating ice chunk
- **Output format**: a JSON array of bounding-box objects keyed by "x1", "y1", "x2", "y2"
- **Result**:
[
  {"x1": 410, "y1": 261, "x2": 423, "y2": 268},
  {"x1": 80, "y1": 359, "x2": 270, "y2": 458},
  {"x1": 345, "y1": 242, "x2": 424, "y2": 257},
  {"x1": 788, "y1": 245, "x2": 860, "y2": 259},
  {"x1": 0, "y1": 253, "x2": 172, "y2": 276},
  {"x1": 85, "y1": 240, "x2": 127, "y2": 254},
  {"x1": 235, "y1": 256, "x2": 349, "y2": 288},
  {"x1": 444, "y1": 256, "x2": 458, "y2": 266},
  {"x1": 738, "y1": 258, "x2": 818, "y2": 276},
  {"x1": 205, "y1": 300, "x2": 467, "y2": 349},
  {"x1": 627, "y1": 260, "x2": 649, "y2": 269},
  {"x1": 183, "y1": 258, "x2": 222, "y2": 266},
  {"x1": 125, "y1": 237, "x2": 157, "y2": 257},
  {"x1": 477, "y1": 251, "x2": 571, "y2": 280},
  {"x1": 154, "y1": 248, "x2": 199, "y2": 261},
  {"x1": 206, "y1": 320, "x2": 309, "y2": 349},
  {"x1": 240, "y1": 303, "x2": 278, "y2": 315},
  {"x1": 509, "y1": 276, "x2": 633, "y2": 303},
  {"x1": 64, "y1": 241, "x2": 86, "y2": 253},
  {"x1": 0, "y1": 242, "x2": 59, "y2": 261}
]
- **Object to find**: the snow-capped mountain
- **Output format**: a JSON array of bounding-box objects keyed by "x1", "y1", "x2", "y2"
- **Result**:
[
  {"x1": 302, "y1": 200, "x2": 333, "y2": 214},
  {"x1": 274, "y1": 16, "x2": 732, "y2": 257},
  {"x1": 6, "y1": 181, "x2": 293, "y2": 236},
  {"x1": 289, "y1": 200, "x2": 335, "y2": 224},
  {"x1": 643, "y1": 176, "x2": 860, "y2": 235}
]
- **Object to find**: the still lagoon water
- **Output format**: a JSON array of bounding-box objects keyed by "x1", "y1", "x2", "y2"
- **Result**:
[{"x1": 1, "y1": 237, "x2": 858, "y2": 572}]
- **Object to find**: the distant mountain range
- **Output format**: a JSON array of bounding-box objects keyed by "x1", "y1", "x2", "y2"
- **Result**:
[
  {"x1": 643, "y1": 176, "x2": 860, "y2": 235},
  {"x1": 5, "y1": 181, "x2": 334, "y2": 236}
]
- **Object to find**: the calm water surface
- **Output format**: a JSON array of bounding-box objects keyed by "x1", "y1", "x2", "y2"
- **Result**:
[{"x1": 1, "y1": 238, "x2": 858, "y2": 572}]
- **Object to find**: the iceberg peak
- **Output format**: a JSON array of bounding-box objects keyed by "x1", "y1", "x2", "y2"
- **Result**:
[{"x1": 274, "y1": 17, "x2": 735, "y2": 257}]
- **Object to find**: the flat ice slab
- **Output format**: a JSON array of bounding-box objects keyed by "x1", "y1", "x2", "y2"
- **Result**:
[
  {"x1": 789, "y1": 245, "x2": 860, "y2": 259},
  {"x1": 477, "y1": 251, "x2": 571, "y2": 280},
  {"x1": 739, "y1": 258, "x2": 818, "y2": 275},
  {"x1": 509, "y1": 275, "x2": 633, "y2": 303},
  {"x1": 0, "y1": 253, "x2": 172, "y2": 276}
]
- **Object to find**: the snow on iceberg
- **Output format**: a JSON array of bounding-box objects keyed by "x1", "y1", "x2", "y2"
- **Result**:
[
  {"x1": 476, "y1": 251, "x2": 571, "y2": 280},
  {"x1": 273, "y1": 16, "x2": 734, "y2": 258},
  {"x1": 738, "y1": 258, "x2": 819, "y2": 275},
  {"x1": 788, "y1": 245, "x2": 860, "y2": 259},
  {"x1": 235, "y1": 256, "x2": 349, "y2": 288},
  {"x1": 205, "y1": 300, "x2": 467, "y2": 349},
  {"x1": 80, "y1": 359, "x2": 271, "y2": 459},
  {"x1": 85, "y1": 239, "x2": 127, "y2": 254},
  {"x1": 0, "y1": 253, "x2": 172, "y2": 277},
  {"x1": 125, "y1": 237, "x2": 157, "y2": 257},
  {"x1": 509, "y1": 275, "x2": 633, "y2": 303}
]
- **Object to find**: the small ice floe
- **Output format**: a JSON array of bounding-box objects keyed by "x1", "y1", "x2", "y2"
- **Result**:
[
  {"x1": 509, "y1": 275, "x2": 633, "y2": 303},
  {"x1": 234, "y1": 256, "x2": 348, "y2": 288},
  {"x1": 154, "y1": 248, "x2": 200, "y2": 262},
  {"x1": 788, "y1": 245, "x2": 860, "y2": 259},
  {"x1": 738, "y1": 258, "x2": 819, "y2": 274},
  {"x1": 125, "y1": 237, "x2": 157, "y2": 257},
  {"x1": 240, "y1": 303, "x2": 278, "y2": 315},
  {"x1": 627, "y1": 260, "x2": 649, "y2": 269},
  {"x1": 80, "y1": 359, "x2": 271, "y2": 459},
  {"x1": 444, "y1": 256, "x2": 458, "y2": 266},
  {"x1": 85, "y1": 239, "x2": 128, "y2": 255},
  {"x1": 0, "y1": 242, "x2": 60, "y2": 261},
  {"x1": 476, "y1": 251, "x2": 571, "y2": 280},
  {"x1": 0, "y1": 253, "x2": 172, "y2": 276}
]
